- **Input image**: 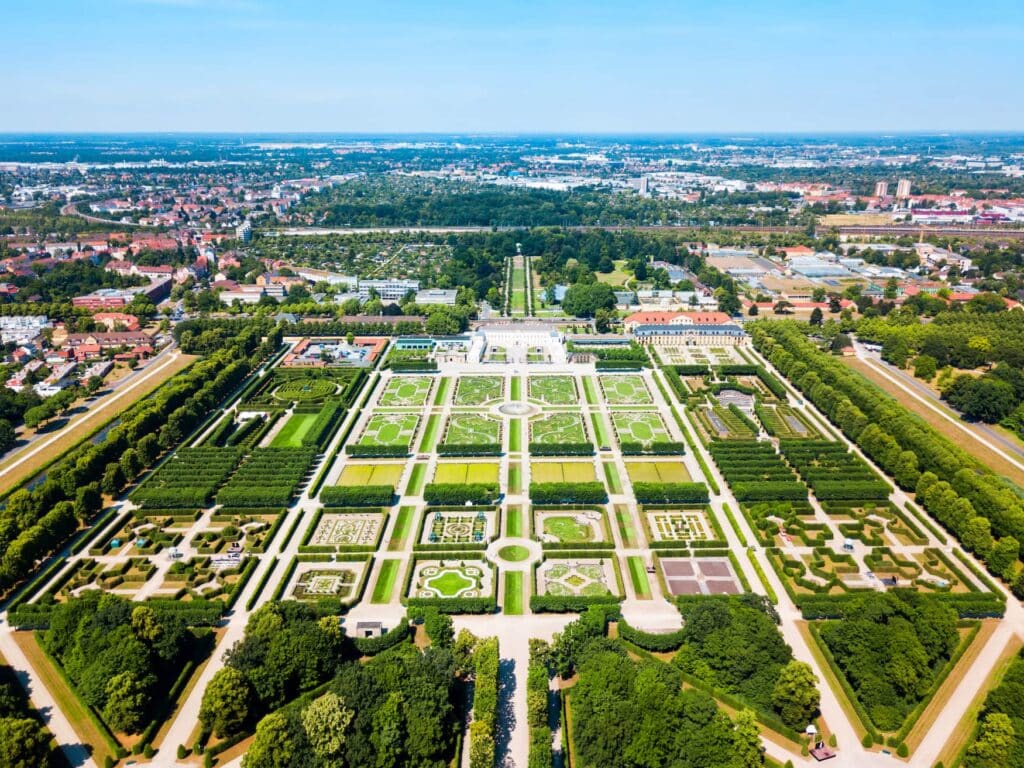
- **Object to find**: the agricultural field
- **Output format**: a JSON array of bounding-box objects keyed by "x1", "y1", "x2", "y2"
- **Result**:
[
  {"x1": 379, "y1": 375, "x2": 434, "y2": 406},
  {"x1": 599, "y1": 374, "x2": 653, "y2": 404},
  {"x1": 528, "y1": 375, "x2": 578, "y2": 405},
  {"x1": 453, "y1": 375, "x2": 505, "y2": 405}
]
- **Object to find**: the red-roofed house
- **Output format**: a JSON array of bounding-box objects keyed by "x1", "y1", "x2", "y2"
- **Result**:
[{"x1": 624, "y1": 310, "x2": 732, "y2": 332}]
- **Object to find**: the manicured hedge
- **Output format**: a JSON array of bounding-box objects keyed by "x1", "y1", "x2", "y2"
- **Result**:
[
  {"x1": 423, "y1": 483, "x2": 500, "y2": 505},
  {"x1": 437, "y1": 443, "x2": 502, "y2": 456},
  {"x1": 620, "y1": 441, "x2": 686, "y2": 455},
  {"x1": 528, "y1": 442, "x2": 595, "y2": 456},
  {"x1": 632, "y1": 482, "x2": 709, "y2": 504},
  {"x1": 617, "y1": 618, "x2": 687, "y2": 652},
  {"x1": 529, "y1": 594, "x2": 622, "y2": 613},
  {"x1": 320, "y1": 485, "x2": 395, "y2": 506},
  {"x1": 528, "y1": 482, "x2": 608, "y2": 504},
  {"x1": 405, "y1": 597, "x2": 497, "y2": 613},
  {"x1": 346, "y1": 444, "x2": 409, "y2": 457}
]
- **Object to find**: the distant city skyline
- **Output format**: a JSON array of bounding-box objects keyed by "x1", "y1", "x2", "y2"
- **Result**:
[{"x1": 5, "y1": 0, "x2": 1024, "y2": 133}]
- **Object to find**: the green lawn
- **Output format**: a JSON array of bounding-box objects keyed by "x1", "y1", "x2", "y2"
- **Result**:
[
  {"x1": 380, "y1": 376, "x2": 433, "y2": 406},
  {"x1": 504, "y1": 571, "x2": 524, "y2": 615},
  {"x1": 371, "y1": 559, "x2": 401, "y2": 602},
  {"x1": 511, "y1": 265, "x2": 527, "y2": 313},
  {"x1": 499, "y1": 545, "x2": 531, "y2": 562},
  {"x1": 582, "y1": 377, "x2": 598, "y2": 405},
  {"x1": 544, "y1": 515, "x2": 594, "y2": 543},
  {"x1": 603, "y1": 463, "x2": 623, "y2": 493},
  {"x1": 511, "y1": 376, "x2": 522, "y2": 401},
  {"x1": 508, "y1": 464, "x2": 522, "y2": 495},
  {"x1": 418, "y1": 414, "x2": 441, "y2": 452},
  {"x1": 590, "y1": 413, "x2": 611, "y2": 447},
  {"x1": 454, "y1": 376, "x2": 504, "y2": 405},
  {"x1": 388, "y1": 507, "x2": 416, "y2": 551},
  {"x1": 615, "y1": 505, "x2": 638, "y2": 547},
  {"x1": 406, "y1": 464, "x2": 427, "y2": 495},
  {"x1": 506, "y1": 506, "x2": 524, "y2": 537},
  {"x1": 270, "y1": 412, "x2": 318, "y2": 447},
  {"x1": 612, "y1": 412, "x2": 671, "y2": 446},
  {"x1": 433, "y1": 377, "x2": 452, "y2": 406},
  {"x1": 599, "y1": 375, "x2": 653, "y2": 405},
  {"x1": 531, "y1": 413, "x2": 587, "y2": 444},
  {"x1": 433, "y1": 462, "x2": 500, "y2": 484},
  {"x1": 627, "y1": 556, "x2": 652, "y2": 599},
  {"x1": 509, "y1": 418, "x2": 522, "y2": 452},
  {"x1": 443, "y1": 413, "x2": 501, "y2": 445},
  {"x1": 529, "y1": 376, "x2": 578, "y2": 405},
  {"x1": 359, "y1": 413, "x2": 419, "y2": 447}
]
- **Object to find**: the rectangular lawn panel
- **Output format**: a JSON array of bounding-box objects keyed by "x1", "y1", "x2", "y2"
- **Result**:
[
  {"x1": 506, "y1": 506, "x2": 524, "y2": 537},
  {"x1": 530, "y1": 412, "x2": 588, "y2": 444},
  {"x1": 270, "y1": 412, "x2": 319, "y2": 447},
  {"x1": 417, "y1": 414, "x2": 441, "y2": 452},
  {"x1": 434, "y1": 462, "x2": 500, "y2": 485},
  {"x1": 432, "y1": 377, "x2": 452, "y2": 406},
  {"x1": 603, "y1": 463, "x2": 623, "y2": 493},
  {"x1": 530, "y1": 461, "x2": 597, "y2": 483},
  {"x1": 339, "y1": 463, "x2": 405, "y2": 487},
  {"x1": 379, "y1": 375, "x2": 434, "y2": 407},
  {"x1": 627, "y1": 556, "x2": 652, "y2": 599},
  {"x1": 504, "y1": 571, "x2": 524, "y2": 615},
  {"x1": 359, "y1": 413, "x2": 419, "y2": 447},
  {"x1": 454, "y1": 376, "x2": 504, "y2": 406},
  {"x1": 581, "y1": 377, "x2": 598, "y2": 405},
  {"x1": 443, "y1": 413, "x2": 502, "y2": 445},
  {"x1": 388, "y1": 506, "x2": 416, "y2": 550},
  {"x1": 406, "y1": 463, "x2": 427, "y2": 495},
  {"x1": 371, "y1": 559, "x2": 401, "y2": 602},
  {"x1": 511, "y1": 376, "x2": 522, "y2": 401},
  {"x1": 528, "y1": 375, "x2": 579, "y2": 405},
  {"x1": 615, "y1": 505, "x2": 638, "y2": 547},
  {"x1": 599, "y1": 374, "x2": 653, "y2": 405},
  {"x1": 508, "y1": 463, "x2": 522, "y2": 494},
  {"x1": 612, "y1": 412, "x2": 671, "y2": 447},
  {"x1": 509, "y1": 419, "x2": 522, "y2": 452},
  {"x1": 625, "y1": 461, "x2": 691, "y2": 484},
  {"x1": 590, "y1": 413, "x2": 611, "y2": 447}
]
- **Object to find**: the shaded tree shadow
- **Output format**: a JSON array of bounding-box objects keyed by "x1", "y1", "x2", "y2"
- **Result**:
[{"x1": 495, "y1": 657, "x2": 517, "y2": 766}]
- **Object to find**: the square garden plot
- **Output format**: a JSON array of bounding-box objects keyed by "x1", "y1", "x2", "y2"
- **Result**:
[
  {"x1": 612, "y1": 412, "x2": 670, "y2": 446},
  {"x1": 379, "y1": 376, "x2": 434, "y2": 407},
  {"x1": 528, "y1": 375, "x2": 579, "y2": 405},
  {"x1": 285, "y1": 561, "x2": 368, "y2": 603},
  {"x1": 530, "y1": 413, "x2": 588, "y2": 444},
  {"x1": 433, "y1": 462, "x2": 500, "y2": 484},
  {"x1": 599, "y1": 374, "x2": 653, "y2": 404},
  {"x1": 357, "y1": 413, "x2": 419, "y2": 447},
  {"x1": 659, "y1": 557, "x2": 740, "y2": 596},
  {"x1": 409, "y1": 560, "x2": 494, "y2": 599},
  {"x1": 537, "y1": 558, "x2": 619, "y2": 597},
  {"x1": 443, "y1": 413, "x2": 502, "y2": 445},
  {"x1": 420, "y1": 509, "x2": 497, "y2": 545},
  {"x1": 644, "y1": 509, "x2": 713, "y2": 542},
  {"x1": 308, "y1": 512, "x2": 384, "y2": 547},
  {"x1": 530, "y1": 461, "x2": 596, "y2": 483},
  {"x1": 453, "y1": 376, "x2": 505, "y2": 406},
  {"x1": 60, "y1": 558, "x2": 156, "y2": 601},
  {"x1": 625, "y1": 461, "x2": 691, "y2": 484},
  {"x1": 535, "y1": 509, "x2": 606, "y2": 544},
  {"x1": 338, "y1": 463, "x2": 406, "y2": 486}
]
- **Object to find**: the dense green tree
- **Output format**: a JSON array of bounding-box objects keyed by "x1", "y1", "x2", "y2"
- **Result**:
[
  {"x1": 966, "y1": 712, "x2": 1015, "y2": 767},
  {"x1": 771, "y1": 661, "x2": 821, "y2": 728},
  {"x1": 101, "y1": 671, "x2": 150, "y2": 733},
  {"x1": 244, "y1": 712, "x2": 302, "y2": 768},
  {"x1": 302, "y1": 691, "x2": 353, "y2": 764},
  {"x1": 0, "y1": 717, "x2": 51, "y2": 768},
  {"x1": 200, "y1": 667, "x2": 253, "y2": 738}
]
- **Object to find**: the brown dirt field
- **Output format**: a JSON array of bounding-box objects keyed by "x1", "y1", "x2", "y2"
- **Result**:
[
  {"x1": 841, "y1": 357, "x2": 1024, "y2": 488},
  {"x1": 0, "y1": 352, "x2": 196, "y2": 495}
]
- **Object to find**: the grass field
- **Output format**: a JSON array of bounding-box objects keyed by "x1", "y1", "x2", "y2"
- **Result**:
[
  {"x1": 454, "y1": 376, "x2": 504, "y2": 406},
  {"x1": 432, "y1": 377, "x2": 452, "y2": 406},
  {"x1": 443, "y1": 413, "x2": 501, "y2": 445},
  {"x1": 359, "y1": 413, "x2": 419, "y2": 447},
  {"x1": 627, "y1": 556, "x2": 652, "y2": 599},
  {"x1": 379, "y1": 376, "x2": 433, "y2": 406},
  {"x1": 510, "y1": 264, "x2": 527, "y2": 313},
  {"x1": 388, "y1": 506, "x2": 416, "y2": 550},
  {"x1": 624, "y1": 461, "x2": 691, "y2": 484},
  {"x1": 406, "y1": 463, "x2": 427, "y2": 495},
  {"x1": 612, "y1": 412, "x2": 670, "y2": 446},
  {"x1": 599, "y1": 375, "x2": 653, "y2": 404},
  {"x1": 528, "y1": 375, "x2": 578, "y2": 405},
  {"x1": 506, "y1": 506, "x2": 524, "y2": 537},
  {"x1": 543, "y1": 515, "x2": 595, "y2": 543},
  {"x1": 530, "y1": 412, "x2": 587, "y2": 444},
  {"x1": 371, "y1": 559, "x2": 401, "y2": 601},
  {"x1": 269, "y1": 412, "x2": 319, "y2": 447},
  {"x1": 418, "y1": 414, "x2": 441, "y2": 452},
  {"x1": 14, "y1": 632, "x2": 120, "y2": 766},
  {"x1": 604, "y1": 463, "x2": 623, "y2": 493},
  {"x1": 508, "y1": 464, "x2": 522, "y2": 495},
  {"x1": 615, "y1": 505, "x2": 638, "y2": 547},
  {"x1": 511, "y1": 376, "x2": 522, "y2": 401},
  {"x1": 581, "y1": 377, "x2": 598, "y2": 405},
  {"x1": 504, "y1": 571, "x2": 524, "y2": 614},
  {"x1": 433, "y1": 462, "x2": 500, "y2": 484},
  {"x1": 589, "y1": 413, "x2": 611, "y2": 447},
  {"x1": 338, "y1": 462, "x2": 406, "y2": 487},
  {"x1": 509, "y1": 418, "x2": 522, "y2": 452},
  {"x1": 531, "y1": 461, "x2": 597, "y2": 483}
]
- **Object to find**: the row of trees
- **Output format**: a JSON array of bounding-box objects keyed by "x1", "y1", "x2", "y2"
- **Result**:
[{"x1": 0, "y1": 662, "x2": 53, "y2": 767}]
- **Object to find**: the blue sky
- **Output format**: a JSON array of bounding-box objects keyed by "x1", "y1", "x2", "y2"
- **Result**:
[{"x1": 5, "y1": 0, "x2": 1024, "y2": 132}]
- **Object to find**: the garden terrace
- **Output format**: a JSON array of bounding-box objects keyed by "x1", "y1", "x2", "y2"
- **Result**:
[
  {"x1": 269, "y1": 400, "x2": 345, "y2": 449},
  {"x1": 59, "y1": 557, "x2": 157, "y2": 600},
  {"x1": 350, "y1": 412, "x2": 419, "y2": 454},
  {"x1": 90, "y1": 516, "x2": 184, "y2": 557},
  {"x1": 407, "y1": 559, "x2": 495, "y2": 602},
  {"x1": 754, "y1": 403, "x2": 819, "y2": 439},
  {"x1": 537, "y1": 558, "x2": 620, "y2": 598},
  {"x1": 242, "y1": 368, "x2": 357, "y2": 408},
  {"x1": 161, "y1": 555, "x2": 254, "y2": 602},
  {"x1": 528, "y1": 412, "x2": 592, "y2": 455},
  {"x1": 643, "y1": 507, "x2": 724, "y2": 547},
  {"x1": 694, "y1": 404, "x2": 757, "y2": 440},
  {"x1": 205, "y1": 411, "x2": 282, "y2": 449},
  {"x1": 611, "y1": 412, "x2": 674, "y2": 451},
  {"x1": 744, "y1": 500, "x2": 830, "y2": 547},
  {"x1": 196, "y1": 510, "x2": 284, "y2": 553},
  {"x1": 132, "y1": 448, "x2": 243, "y2": 508},
  {"x1": 659, "y1": 556, "x2": 743, "y2": 596},
  {"x1": 820, "y1": 501, "x2": 929, "y2": 546},
  {"x1": 284, "y1": 559, "x2": 370, "y2": 607},
  {"x1": 708, "y1": 441, "x2": 807, "y2": 501},
  {"x1": 215, "y1": 447, "x2": 317, "y2": 507},
  {"x1": 779, "y1": 440, "x2": 892, "y2": 501},
  {"x1": 534, "y1": 509, "x2": 609, "y2": 545},
  {"x1": 527, "y1": 375, "x2": 579, "y2": 405},
  {"x1": 302, "y1": 510, "x2": 384, "y2": 550},
  {"x1": 438, "y1": 413, "x2": 502, "y2": 454},
  {"x1": 378, "y1": 375, "x2": 434, "y2": 406},
  {"x1": 419, "y1": 509, "x2": 497, "y2": 546},
  {"x1": 598, "y1": 374, "x2": 654, "y2": 404},
  {"x1": 453, "y1": 375, "x2": 504, "y2": 405}
]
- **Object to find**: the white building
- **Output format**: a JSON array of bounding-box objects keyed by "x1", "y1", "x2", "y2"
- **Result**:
[
  {"x1": 415, "y1": 289, "x2": 458, "y2": 306},
  {"x1": 0, "y1": 315, "x2": 51, "y2": 345},
  {"x1": 358, "y1": 278, "x2": 420, "y2": 302}
]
